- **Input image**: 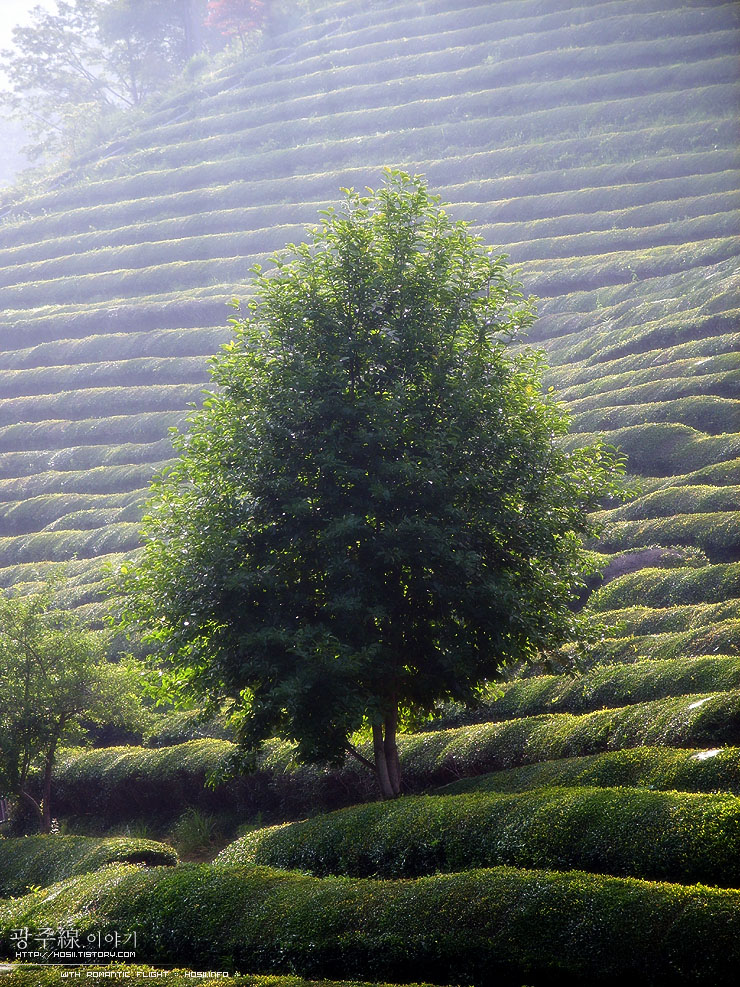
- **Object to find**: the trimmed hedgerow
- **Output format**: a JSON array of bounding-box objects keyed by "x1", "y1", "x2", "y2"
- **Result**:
[
  {"x1": 215, "y1": 785, "x2": 740, "y2": 886},
  {"x1": 440, "y1": 745, "x2": 740, "y2": 798},
  {"x1": 0, "y1": 836, "x2": 177, "y2": 896},
  {"x1": 1, "y1": 969, "x2": 438, "y2": 987},
  {"x1": 594, "y1": 600, "x2": 740, "y2": 636},
  {"x1": 596, "y1": 484, "x2": 740, "y2": 523},
  {"x1": 596, "y1": 512, "x2": 740, "y2": 558},
  {"x1": 50, "y1": 690, "x2": 740, "y2": 822},
  {"x1": 2, "y1": 862, "x2": 740, "y2": 985},
  {"x1": 586, "y1": 620, "x2": 740, "y2": 664},
  {"x1": 589, "y1": 562, "x2": 740, "y2": 610},
  {"x1": 433, "y1": 655, "x2": 740, "y2": 726}
]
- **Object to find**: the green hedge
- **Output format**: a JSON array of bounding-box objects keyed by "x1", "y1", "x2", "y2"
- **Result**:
[
  {"x1": 440, "y1": 746, "x2": 740, "y2": 797},
  {"x1": 216, "y1": 785, "x2": 740, "y2": 886},
  {"x1": 596, "y1": 512, "x2": 740, "y2": 558},
  {"x1": 0, "y1": 836, "x2": 176, "y2": 896},
  {"x1": 596, "y1": 484, "x2": 740, "y2": 523},
  {"x1": 50, "y1": 690, "x2": 740, "y2": 822},
  {"x1": 594, "y1": 600, "x2": 740, "y2": 636},
  {"x1": 590, "y1": 619, "x2": 740, "y2": 664},
  {"x1": 434, "y1": 655, "x2": 740, "y2": 726},
  {"x1": 2, "y1": 862, "x2": 740, "y2": 985},
  {"x1": 589, "y1": 562, "x2": 740, "y2": 610},
  {"x1": 1, "y1": 970, "x2": 437, "y2": 987}
]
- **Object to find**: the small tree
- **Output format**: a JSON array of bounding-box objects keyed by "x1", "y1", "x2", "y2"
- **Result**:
[
  {"x1": 119, "y1": 171, "x2": 627, "y2": 798},
  {"x1": 0, "y1": 583, "x2": 143, "y2": 832},
  {"x1": 205, "y1": 0, "x2": 266, "y2": 50}
]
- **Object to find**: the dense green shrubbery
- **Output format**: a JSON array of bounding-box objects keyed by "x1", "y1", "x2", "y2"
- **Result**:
[
  {"x1": 596, "y1": 484, "x2": 740, "y2": 523},
  {"x1": 0, "y1": 836, "x2": 176, "y2": 896},
  {"x1": 595, "y1": 600, "x2": 740, "y2": 636},
  {"x1": 596, "y1": 512, "x2": 740, "y2": 558},
  {"x1": 216, "y1": 785, "x2": 740, "y2": 886},
  {"x1": 440, "y1": 745, "x2": 740, "y2": 796},
  {"x1": 1, "y1": 969, "x2": 435, "y2": 987},
  {"x1": 144, "y1": 708, "x2": 234, "y2": 746},
  {"x1": 588, "y1": 620, "x2": 740, "y2": 664},
  {"x1": 562, "y1": 423, "x2": 740, "y2": 476},
  {"x1": 433, "y1": 656, "x2": 740, "y2": 726},
  {"x1": 588, "y1": 562, "x2": 740, "y2": 610},
  {"x1": 2, "y1": 862, "x2": 740, "y2": 985},
  {"x1": 50, "y1": 690, "x2": 740, "y2": 821}
]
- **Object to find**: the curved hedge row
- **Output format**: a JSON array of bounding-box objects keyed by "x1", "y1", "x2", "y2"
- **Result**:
[
  {"x1": 50, "y1": 689, "x2": 740, "y2": 822},
  {"x1": 216, "y1": 785, "x2": 740, "y2": 886},
  {"x1": 2, "y1": 862, "x2": 740, "y2": 985},
  {"x1": 1, "y1": 970, "x2": 434, "y2": 987},
  {"x1": 589, "y1": 562, "x2": 740, "y2": 610},
  {"x1": 440, "y1": 746, "x2": 740, "y2": 798},
  {"x1": 0, "y1": 836, "x2": 177, "y2": 896},
  {"x1": 434, "y1": 655, "x2": 740, "y2": 727}
]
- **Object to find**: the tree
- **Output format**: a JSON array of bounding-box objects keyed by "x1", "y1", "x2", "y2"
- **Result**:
[
  {"x1": 205, "y1": 0, "x2": 267, "y2": 51},
  {"x1": 0, "y1": 0, "x2": 207, "y2": 161},
  {"x1": 118, "y1": 170, "x2": 627, "y2": 798},
  {"x1": 0, "y1": 583, "x2": 143, "y2": 832}
]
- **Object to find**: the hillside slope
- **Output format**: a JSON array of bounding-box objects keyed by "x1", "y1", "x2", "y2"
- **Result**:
[{"x1": 1, "y1": 2, "x2": 740, "y2": 982}]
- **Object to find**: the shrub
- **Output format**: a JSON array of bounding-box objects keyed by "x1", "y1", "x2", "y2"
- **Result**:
[
  {"x1": 440, "y1": 746, "x2": 740, "y2": 798},
  {"x1": 0, "y1": 836, "x2": 177, "y2": 896},
  {"x1": 216, "y1": 785, "x2": 740, "y2": 886},
  {"x1": 50, "y1": 690, "x2": 740, "y2": 822},
  {"x1": 588, "y1": 563, "x2": 740, "y2": 610},
  {"x1": 1, "y1": 970, "x2": 437, "y2": 987},
  {"x1": 2, "y1": 862, "x2": 740, "y2": 984}
]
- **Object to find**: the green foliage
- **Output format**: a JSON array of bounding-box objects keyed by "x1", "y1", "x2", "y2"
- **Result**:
[
  {"x1": 171, "y1": 808, "x2": 220, "y2": 858},
  {"x1": 0, "y1": 835, "x2": 177, "y2": 896},
  {"x1": 441, "y1": 746, "x2": 740, "y2": 798},
  {"x1": 50, "y1": 689, "x2": 740, "y2": 822},
  {"x1": 3, "y1": 862, "x2": 740, "y2": 984},
  {"x1": 0, "y1": 969, "x2": 434, "y2": 987},
  {"x1": 216, "y1": 785, "x2": 740, "y2": 886},
  {"x1": 590, "y1": 562, "x2": 740, "y2": 610},
  {"x1": 0, "y1": 580, "x2": 145, "y2": 832},
  {"x1": 118, "y1": 170, "x2": 627, "y2": 797},
  {"x1": 432, "y1": 655, "x2": 740, "y2": 727}
]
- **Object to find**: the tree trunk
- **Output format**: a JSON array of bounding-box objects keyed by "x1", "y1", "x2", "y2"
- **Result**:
[
  {"x1": 384, "y1": 705, "x2": 402, "y2": 796},
  {"x1": 372, "y1": 723, "x2": 395, "y2": 798},
  {"x1": 372, "y1": 705, "x2": 402, "y2": 799}
]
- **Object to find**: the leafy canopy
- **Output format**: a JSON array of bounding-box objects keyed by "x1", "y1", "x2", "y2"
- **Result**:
[
  {"x1": 118, "y1": 171, "x2": 627, "y2": 786},
  {"x1": 0, "y1": 580, "x2": 143, "y2": 831}
]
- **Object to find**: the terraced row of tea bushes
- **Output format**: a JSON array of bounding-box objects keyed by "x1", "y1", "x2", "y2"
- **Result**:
[
  {"x1": 435, "y1": 655, "x2": 740, "y2": 726},
  {"x1": 595, "y1": 512, "x2": 740, "y2": 558},
  {"x1": 589, "y1": 562, "x2": 740, "y2": 609},
  {"x1": 571, "y1": 395, "x2": 740, "y2": 435},
  {"x1": 0, "y1": 383, "x2": 206, "y2": 427},
  {"x1": 595, "y1": 600, "x2": 740, "y2": 635},
  {"x1": 584, "y1": 619, "x2": 740, "y2": 664},
  {"x1": 2, "y1": 862, "x2": 739, "y2": 985},
  {"x1": 0, "y1": 836, "x2": 176, "y2": 896},
  {"x1": 0, "y1": 491, "x2": 144, "y2": 536},
  {"x1": 440, "y1": 745, "x2": 740, "y2": 797},
  {"x1": 216, "y1": 786, "x2": 740, "y2": 886},
  {"x1": 1, "y1": 971, "x2": 425, "y2": 987},
  {"x1": 0, "y1": 411, "x2": 186, "y2": 455},
  {"x1": 0, "y1": 523, "x2": 141, "y2": 566},
  {"x1": 563, "y1": 424, "x2": 740, "y2": 476},
  {"x1": 596, "y1": 484, "x2": 740, "y2": 522},
  {"x1": 0, "y1": 356, "x2": 210, "y2": 398},
  {"x1": 567, "y1": 368, "x2": 740, "y2": 410},
  {"x1": 0, "y1": 463, "x2": 162, "y2": 499},
  {"x1": 554, "y1": 352, "x2": 740, "y2": 399},
  {"x1": 0, "y1": 438, "x2": 173, "y2": 480},
  {"x1": 50, "y1": 690, "x2": 740, "y2": 821}
]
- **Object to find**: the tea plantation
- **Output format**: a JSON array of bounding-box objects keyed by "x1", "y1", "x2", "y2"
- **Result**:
[{"x1": 0, "y1": 0, "x2": 739, "y2": 984}]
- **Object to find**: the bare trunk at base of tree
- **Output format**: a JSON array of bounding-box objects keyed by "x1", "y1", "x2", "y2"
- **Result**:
[{"x1": 373, "y1": 705, "x2": 402, "y2": 798}]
